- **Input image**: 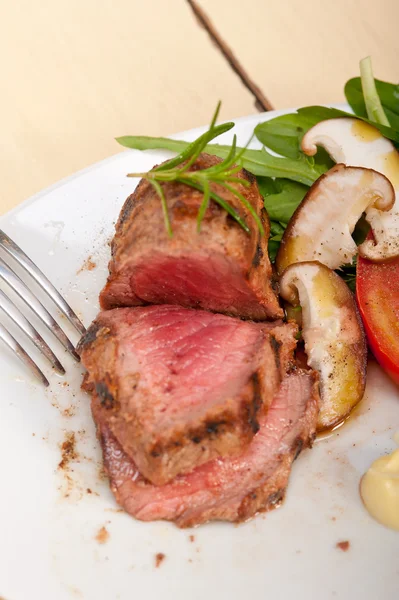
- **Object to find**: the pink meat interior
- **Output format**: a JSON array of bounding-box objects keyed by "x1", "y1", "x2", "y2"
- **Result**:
[
  {"x1": 130, "y1": 253, "x2": 266, "y2": 318},
  {"x1": 117, "y1": 305, "x2": 265, "y2": 424}
]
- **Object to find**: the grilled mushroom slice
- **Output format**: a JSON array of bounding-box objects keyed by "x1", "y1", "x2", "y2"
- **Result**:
[
  {"x1": 276, "y1": 164, "x2": 394, "y2": 275},
  {"x1": 280, "y1": 261, "x2": 367, "y2": 431},
  {"x1": 301, "y1": 118, "x2": 399, "y2": 261}
]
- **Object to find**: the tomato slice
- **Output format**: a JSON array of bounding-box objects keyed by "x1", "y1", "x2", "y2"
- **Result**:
[{"x1": 356, "y1": 251, "x2": 399, "y2": 385}]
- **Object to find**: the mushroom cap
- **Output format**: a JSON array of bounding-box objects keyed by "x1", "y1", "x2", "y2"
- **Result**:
[
  {"x1": 276, "y1": 164, "x2": 394, "y2": 274},
  {"x1": 301, "y1": 118, "x2": 399, "y2": 261}
]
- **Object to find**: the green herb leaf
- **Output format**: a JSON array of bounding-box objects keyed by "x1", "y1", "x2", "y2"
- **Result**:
[
  {"x1": 255, "y1": 113, "x2": 323, "y2": 159},
  {"x1": 254, "y1": 113, "x2": 335, "y2": 168},
  {"x1": 197, "y1": 179, "x2": 210, "y2": 232},
  {"x1": 179, "y1": 177, "x2": 250, "y2": 233},
  {"x1": 117, "y1": 136, "x2": 328, "y2": 186},
  {"x1": 148, "y1": 180, "x2": 172, "y2": 238},
  {"x1": 269, "y1": 220, "x2": 285, "y2": 238},
  {"x1": 218, "y1": 181, "x2": 265, "y2": 235},
  {"x1": 359, "y1": 56, "x2": 390, "y2": 126},
  {"x1": 154, "y1": 122, "x2": 235, "y2": 173},
  {"x1": 257, "y1": 177, "x2": 308, "y2": 223},
  {"x1": 338, "y1": 261, "x2": 357, "y2": 293},
  {"x1": 345, "y1": 77, "x2": 399, "y2": 131},
  {"x1": 268, "y1": 239, "x2": 280, "y2": 263},
  {"x1": 117, "y1": 135, "x2": 192, "y2": 153}
]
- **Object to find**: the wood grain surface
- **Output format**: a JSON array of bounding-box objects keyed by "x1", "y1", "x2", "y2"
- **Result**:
[{"x1": 0, "y1": 0, "x2": 397, "y2": 213}]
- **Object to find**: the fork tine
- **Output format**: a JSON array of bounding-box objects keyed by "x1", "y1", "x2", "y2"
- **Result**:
[
  {"x1": 0, "y1": 229, "x2": 86, "y2": 335},
  {"x1": 0, "y1": 288, "x2": 65, "y2": 374},
  {"x1": 0, "y1": 322, "x2": 49, "y2": 386},
  {"x1": 0, "y1": 258, "x2": 80, "y2": 362}
]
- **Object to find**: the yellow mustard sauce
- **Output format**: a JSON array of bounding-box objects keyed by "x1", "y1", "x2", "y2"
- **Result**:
[
  {"x1": 382, "y1": 150, "x2": 399, "y2": 188},
  {"x1": 351, "y1": 120, "x2": 381, "y2": 142},
  {"x1": 360, "y1": 432, "x2": 399, "y2": 531}
]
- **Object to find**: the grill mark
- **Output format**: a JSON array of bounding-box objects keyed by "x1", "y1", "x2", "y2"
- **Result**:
[
  {"x1": 252, "y1": 243, "x2": 263, "y2": 267},
  {"x1": 149, "y1": 415, "x2": 233, "y2": 458},
  {"x1": 270, "y1": 335, "x2": 282, "y2": 372},
  {"x1": 245, "y1": 372, "x2": 262, "y2": 434}
]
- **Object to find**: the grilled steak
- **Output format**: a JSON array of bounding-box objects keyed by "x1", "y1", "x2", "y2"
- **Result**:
[
  {"x1": 99, "y1": 153, "x2": 282, "y2": 320},
  {"x1": 95, "y1": 370, "x2": 319, "y2": 527},
  {"x1": 78, "y1": 305, "x2": 297, "y2": 485}
]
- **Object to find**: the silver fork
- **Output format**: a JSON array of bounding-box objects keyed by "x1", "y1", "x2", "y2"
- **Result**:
[{"x1": 0, "y1": 229, "x2": 86, "y2": 386}]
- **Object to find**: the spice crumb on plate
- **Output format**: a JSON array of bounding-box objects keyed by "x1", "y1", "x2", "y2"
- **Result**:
[
  {"x1": 336, "y1": 540, "x2": 350, "y2": 552},
  {"x1": 77, "y1": 255, "x2": 97, "y2": 274},
  {"x1": 95, "y1": 526, "x2": 110, "y2": 544},
  {"x1": 155, "y1": 553, "x2": 166, "y2": 568},
  {"x1": 58, "y1": 431, "x2": 78, "y2": 470}
]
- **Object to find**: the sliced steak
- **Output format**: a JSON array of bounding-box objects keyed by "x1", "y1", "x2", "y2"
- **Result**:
[
  {"x1": 78, "y1": 305, "x2": 297, "y2": 485},
  {"x1": 99, "y1": 153, "x2": 282, "y2": 320},
  {"x1": 95, "y1": 370, "x2": 319, "y2": 527}
]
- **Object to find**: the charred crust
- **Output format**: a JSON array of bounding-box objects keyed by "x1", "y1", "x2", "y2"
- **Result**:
[
  {"x1": 292, "y1": 437, "x2": 304, "y2": 460},
  {"x1": 206, "y1": 421, "x2": 226, "y2": 435},
  {"x1": 241, "y1": 168, "x2": 256, "y2": 184},
  {"x1": 189, "y1": 418, "x2": 229, "y2": 445},
  {"x1": 118, "y1": 193, "x2": 138, "y2": 227},
  {"x1": 95, "y1": 381, "x2": 116, "y2": 410},
  {"x1": 252, "y1": 243, "x2": 263, "y2": 267},
  {"x1": 116, "y1": 176, "x2": 150, "y2": 229},
  {"x1": 266, "y1": 488, "x2": 285, "y2": 508},
  {"x1": 238, "y1": 485, "x2": 285, "y2": 520},
  {"x1": 77, "y1": 321, "x2": 102, "y2": 352},
  {"x1": 270, "y1": 335, "x2": 282, "y2": 371},
  {"x1": 244, "y1": 372, "x2": 262, "y2": 434},
  {"x1": 81, "y1": 372, "x2": 93, "y2": 393},
  {"x1": 270, "y1": 272, "x2": 280, "y2": 292}
]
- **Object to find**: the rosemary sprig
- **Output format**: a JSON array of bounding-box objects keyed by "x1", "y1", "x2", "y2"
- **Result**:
[{"x1": 127, "y1": 102, "x2": 264, "y2": 237}]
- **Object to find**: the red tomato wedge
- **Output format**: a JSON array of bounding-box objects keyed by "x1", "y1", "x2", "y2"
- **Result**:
[{"x1": 356, "y1": 251, "x2": 399, "y2": 385}]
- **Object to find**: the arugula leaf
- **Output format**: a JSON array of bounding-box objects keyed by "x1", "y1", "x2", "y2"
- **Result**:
[
  {"x1": 269, "y1": 220, "x2": 285, "y2": 238},
  {"x1": 268, "y1": 239, "x2": 280, "y2": 263},
  {"x1": 254, "y1": 113, "x2": 320, "y2": 159},
  {"x1": 116, "y1": 136, "x2": 326, "y2": 186},
  {"x1": 339, "y1": 264, "x2": 356, "y2": 293},
  {"x1": 345, "y1": 77, "x2": 399, "y2": 131},
  {"x1": 257, "y1": 177, "x2": 308, "y2": 223},
  {"x1": 254, "y1": 113, "x2": 334, "y2": 168}
]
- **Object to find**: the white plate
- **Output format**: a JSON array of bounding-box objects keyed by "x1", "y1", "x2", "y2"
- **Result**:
[{"x1": 0, "y1": 109, "x2": 398, "y2": 600}]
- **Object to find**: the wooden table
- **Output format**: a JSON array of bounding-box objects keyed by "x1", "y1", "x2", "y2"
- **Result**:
[{"x1": 1, "y1": 0, "x2": 397, "y2": 214}]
